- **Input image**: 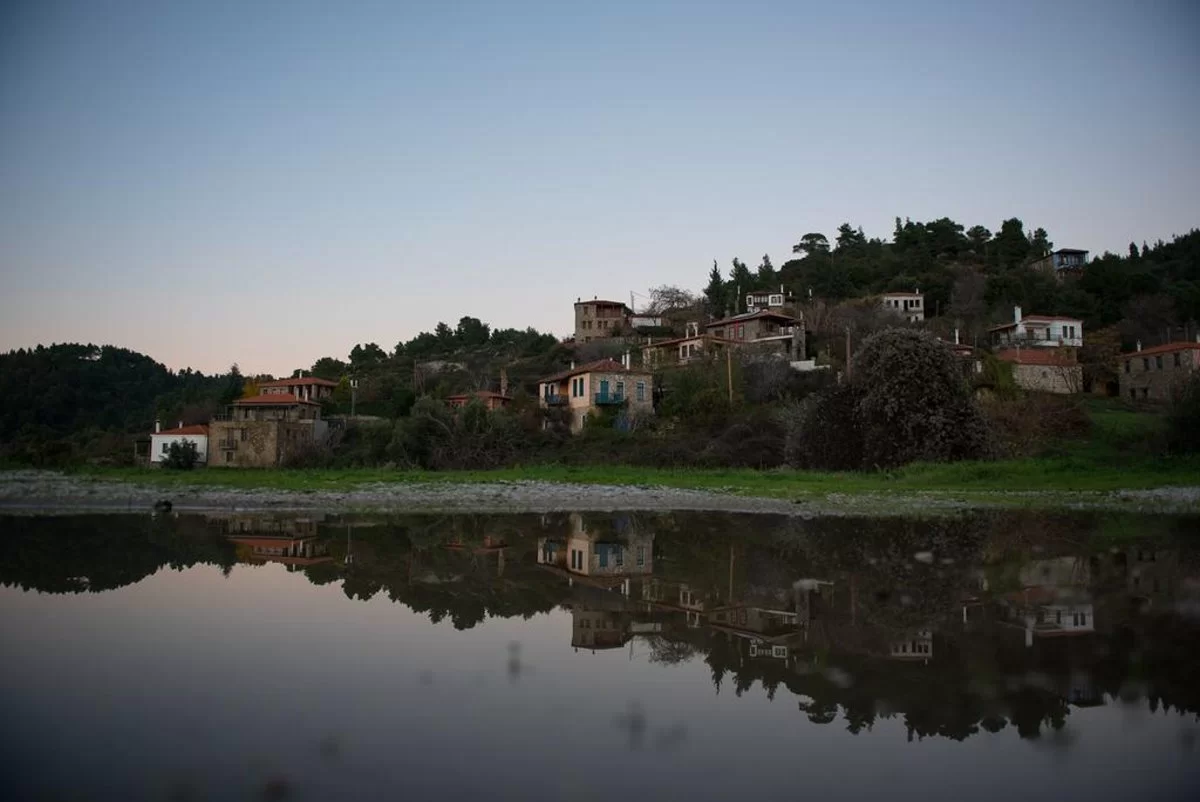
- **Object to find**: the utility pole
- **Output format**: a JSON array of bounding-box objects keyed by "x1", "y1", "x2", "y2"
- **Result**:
[
  {"x1": 726, "y1": 348, "x2": 734, "y2": 405},
  {"x1": 845, "y1": 327, "x2": 852, "y2": 377},
  {"x1": 350, "y1": 378, "x2": 359, "y2": 418}
]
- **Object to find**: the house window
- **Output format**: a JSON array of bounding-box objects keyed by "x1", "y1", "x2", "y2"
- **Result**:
[
  {"x1": 1141, "y1": 387, "x2": 1149, "y2": 399},
  {"x1": 635, "y1": 381, "x2": 646, "y2": 402},
  {"x1": 615, "y1": 548, "x2": 623, "y2": 567},
  {"x1": 1124, "y1": 360, "x2": 1130, "y2": 374},
  {"x1": 1174, "y1": 352, "x2": 1181, "y2": 368},
  {"x1": 1156, "y1": 356, "x2": 1163, "y2": 370},
  {"x1": 1129, "y1": 388, "x2": 1136, "y2": 400},
  {"x1": 1143, "y1": 358, "x2": 1150, "y2": 370},
  {"x1": 636, "y1": 546, "x2": 645, "y2": 566},
  {"x1": 224, "y1": 451, "x2": 233, "y2": 463},
  {"x1": 736, "y1": 325, "x2": 745, "y2": 340},
  {"x1": 161, "y1": 443, "x2": 169, "y2": 454},
  {"x1": 240, "y1": 428, "x2": 248, "y2": 441},
  {"x1": 616, "y1": 381, "x2": 625, "y2": 398}
]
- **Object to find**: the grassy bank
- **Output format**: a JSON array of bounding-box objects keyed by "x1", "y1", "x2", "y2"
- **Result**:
[{"x1": 68, "y1": 454, "x2": 1200, "y2": 499}]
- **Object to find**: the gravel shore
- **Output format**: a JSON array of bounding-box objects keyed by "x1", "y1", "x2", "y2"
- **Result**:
[{"x1": 2, "y1": 470, "x2": 1199, "y2": 516}]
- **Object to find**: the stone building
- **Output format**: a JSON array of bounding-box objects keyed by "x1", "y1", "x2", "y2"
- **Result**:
[
  {"x1": 1030, "y1": 248, "x2": 1088, "y2": 280},
  {"x1": 537, "y1": 357, "x2": 653, "y2": 433},
  {"x1": 880, "y1": 290, "x2": 925, "y2": 323},
  {"x1": 574, "y1": 297, "x2": 632, "y2": 343},
  {"x1": 208, "y1": 394, "x2": 329, "y2": 467},
  {"x1": 1118, "y1": 341, "x2": 1200, "y2": 403},
  {"x1": 995, "y1": 348, "x2": 1082, "y2": 394}
]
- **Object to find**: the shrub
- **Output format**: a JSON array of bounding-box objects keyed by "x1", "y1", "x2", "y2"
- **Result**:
[
  {"x1": 979, "y1": 394, "x2": 1091, "y2": 458},
  {"x1": 1166, "y1": 373, "x2": 1200, "y2": 454},
  {"x1": 783, "y1": 384, "x2": 863, "y2": 470},
  {"x1": 162, "y1": 440, "x2": 199, "y2": 470}
]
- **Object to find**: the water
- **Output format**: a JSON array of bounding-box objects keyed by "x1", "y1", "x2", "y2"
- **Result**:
[{"x1": 1, "y1": 510, "x2": 1198, "y2": 801}]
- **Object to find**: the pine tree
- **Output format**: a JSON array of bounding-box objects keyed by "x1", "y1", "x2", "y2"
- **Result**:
[{"x1": 703, "y1": 261, "x2": 727, "y2": 318}]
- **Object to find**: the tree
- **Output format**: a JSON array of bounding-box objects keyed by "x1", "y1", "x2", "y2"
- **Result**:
[
  {"x1": 310, "y1": 357, "x2": 348, "y2": 381},
  {"x1": 704, "y1": 261, "x2": 728, "y2": 318},
  {"x1": 992, "y1": 218, "x2": 1031, "y2": 270},
  {"x1": 728, "y1": 258, "x2": 754, "y2": 311},
  {"x1": 454, "y1": 316, "x2": 491, "y2": 348},
  {"x1": 349, "y1": 343, "x2": 387, "y2": 370},
  {"x1": 756, "y1": 254, "x2": 777, "y2": 289},
  {"x1": 966, "y1": 225, "x2": 992, "y2": 255},
  {"x1": 162, "y1": 439, "x2": 199, "y2": 470},
  {"x1": 218, "y1": 364, "x2": 244, "y2": 407},
  {"x1": 835, "y1": 223, "x2": 866, "y2": 255},
  {"x1": 1129, "y1": 242, "x2": 1140, "y2": 260},
  {"x1": 1029, "y1": 227, "x2": 1052, "y2": 257},
  {"x1": 793, "y1": 233, "x2": 830, "y2": 256}
]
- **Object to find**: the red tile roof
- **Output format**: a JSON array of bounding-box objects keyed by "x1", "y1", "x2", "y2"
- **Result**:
[
  {"x1": 539, "y1": 358, "x2": 646, "y2": 384},
  {"x1": 1126, "y1": 342, "x2": 1200, "y2": 358},
  {"x1": 259, "y1": 377, "x2": 337, "y2": 387},
  {"x1": 446, "y1": 391, "x2": 512, "y2": 401},
  {"x1": 705, "y1": 309, "x2": 796, "y2": 328},
  {"x1": 233, "y1": 393, "x2": 319, "y2": 406},
  {"x1": 995, "y1": 349, "x2": 1078, "y2": 366},
  {"x1": 153, "y1": 424, "x2": 208, "y2": 437}
]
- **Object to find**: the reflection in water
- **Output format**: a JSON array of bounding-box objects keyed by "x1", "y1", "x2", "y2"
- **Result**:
[{"x1": 1, "y1": 509, "x2": 1199, "y2": 798}]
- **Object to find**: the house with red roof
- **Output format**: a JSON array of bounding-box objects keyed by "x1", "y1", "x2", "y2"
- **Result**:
[
  {"x1": 574, "y1": 297, "x2": 633, "y2": 343},
  {"x1": 995, "y1": 348, "x2": 1082, "y2": 394},
  {"x1": 149, "y1": 421, "x2": 209, "y2": 465},
  {"x1": 538, "y1": 356, "x2": 654, "y2": 433},
  {"x1": 208, "y1": 392, "x2": 328, "y2": 468},
  {"x1": 258, "y1": 375, "x2": 337, "y2": 403},
  {"x1": 990, "y1": 305, "x2": 1083, "y2": 348},
  {"x1": 446, "y1": 390, "x2": 512, "y2": 411},
  {"x1": 1118, "y1": 340, "x2": 1200, "y2": 403}
]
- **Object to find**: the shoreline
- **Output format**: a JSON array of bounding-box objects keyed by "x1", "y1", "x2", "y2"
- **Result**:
[{"x1": 2, "y1": 470, "x2": 1198, "y2": 516}]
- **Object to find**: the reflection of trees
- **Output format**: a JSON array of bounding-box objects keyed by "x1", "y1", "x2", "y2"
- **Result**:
[{"x1": 0, "y1": 514, "x2": 236, "y2": 593}]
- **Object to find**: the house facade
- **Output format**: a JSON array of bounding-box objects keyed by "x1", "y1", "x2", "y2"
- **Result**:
[
  {"x1": 995, "y1": 349, "x2": 1082, "y2": 394},
  {"x1": 1031, "y1": 248, "x2": 1088, "y2": 280},
  {"x1": 990, "y1": 306, "x2": 1083, "y2": 348},
  {"x1": 705, "y1": 309, "x2": 796, "y2": 343},
  {"x1": 574, "y1": 298, "x2": 632, "y2": 343},
  {"x1": 880, "y1": 291, "x2": 925, "y2": 323},
  {"x1": 538, "y1": 357, "x2": 654, "y2": 432},
  {"x1": 208, "y1": 394, "x2": 328, "y2": 467},
  {"x1": 258, "y1": 376, "x2": 337, "y2": 402},
  {"x1": 746, "y1": 286, "x2": 789, "y2": 313},
  {"x1": 641, "y1": 330, "x2": 731, "y2": 368},
  {"x1": 1118, "y1": 341, "x2": 1200, "y2": 403},
  {"x1": 149, "y1": 422, "x2": 209, "y2": 465}
]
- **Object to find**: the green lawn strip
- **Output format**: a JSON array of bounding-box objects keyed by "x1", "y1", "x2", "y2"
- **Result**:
[{"x1": 67, "y1": 455, "x2": 1200, "y2": 499}]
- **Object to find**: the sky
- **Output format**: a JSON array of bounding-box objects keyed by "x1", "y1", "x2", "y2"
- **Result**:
[{"x1": 1, "y1": 0, "x2": 1198, "y2": 375}]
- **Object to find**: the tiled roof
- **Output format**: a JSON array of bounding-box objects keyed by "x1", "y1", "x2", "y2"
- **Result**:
[
  {"x1": 642, "y1": 334, "x2": 732, "y2": 349},
  {"x1": 539, "y1": 358, "x2": 644, "y2": 384},
  {"x1": 153, "y1": 425, "x2": 208, "y2": 437},
  {"x1": 575, "y1": 299, "x2": 631, "y2": 309},
  {"x1": 881, "y1": 291, "x2": 923, "y2": 297},
  {"x1": 705, "y1": 309, "x2": 795, "y2": 328},
  {"x1": 259, "y1": 377, "x2": 337, "y2": 387},
  {"x1": 232, "y1": 393, "x2": 319, "y2": 406},
  {"x1": 1125, "y1": 342, "x2": 1200, "y2": 358},
  {"x1": 1021, "y1": 315, "x2": 1082, "y2": 323},
  {"x1": 995, "y1": 349, "x2": 1078, "y2": 367},
  {"x1": 446, "y1": 391, "x2": 512, "y2": 401}
]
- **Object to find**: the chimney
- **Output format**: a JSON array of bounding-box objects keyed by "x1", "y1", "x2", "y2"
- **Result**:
[
  {"x1": 154, "y1": 419, "x2": 161, "y2": 433},
  {"x1": 500, "y1": 368, "x2": 509, "y2": 397},
  {"x1": 1014, "y1": 305, "x2": 1022, "y2": 324},
  {"x1": 570, "y1": 360, "x2": 575, "y2": 370},
  {"x1": 954, "y1": 328, "x2": 960, "y2": 345},
  {"x1": 1136, "y1": 340, "x2": 1142, "y2": 352},
  {"x1": 623, "y1": 350, "x2": 631, "y2": 369},
  {"x1": 178, "y1": 420, "x2": 183, "y2": 430}
]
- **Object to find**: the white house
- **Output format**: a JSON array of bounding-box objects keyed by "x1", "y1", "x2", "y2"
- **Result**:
[
  {"x1": 990, "y1": 306, "x2": 1083, "y2": 348},
  {"x1": 881, "y1": 291, "x2": 925, "y2": 322},
  {"x1": 149, "y1": 421, "x2": 209, "y2": 465}
]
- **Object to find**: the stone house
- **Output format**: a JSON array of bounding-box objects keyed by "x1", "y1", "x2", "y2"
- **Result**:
[
  {"x1": 880, "y1": 290, "x2": 925, "y2": 323},
  {"x1": 990, "y1": 306, "x2": 1083, "y2": 348},
  {"x1": 995, "y1": 348, "x2": 1082, "y2": 394},
  {"x1": 208, "y1": 394, "x2": 328, "y2": 467},
  {"x1": 1118, "y1": 341, "x2": 1200, "y2": 403},
  {"x1": 446, "y1": 390, "x2": 512, "y2": 411},
  {"x1": 640, "y1": 326, "x2": 732, "y2": 368},
  {"x1": 705, "y1": 309, "x2": 796, "y2": 343},
  {"x1": 148, "y1": 422, "x2": 208, "y2": 465},
  {"x1": 574, "y1": 297, "x2": 632, "y2": 343},
  {"x1": 746, "y1": 286, "x2": 789, "y2": 313},
  {"x1": 537, "y1": 357, "x2": 653, "y2": 433}
]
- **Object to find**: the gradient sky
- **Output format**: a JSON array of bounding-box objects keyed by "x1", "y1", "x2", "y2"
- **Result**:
[{"x1": 2, "y1": 1, "x2": 1198, "y2": 375}]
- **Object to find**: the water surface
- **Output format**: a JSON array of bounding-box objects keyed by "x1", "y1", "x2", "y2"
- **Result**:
[{"x1": 2, "y1": 510, "x2": 1198, "y2": 801}]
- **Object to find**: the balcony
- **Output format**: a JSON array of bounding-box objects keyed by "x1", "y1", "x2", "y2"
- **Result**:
[
  {"x1": 543, "y1": 394, "x2": 568, "y2": 406},
  {"x1": 593, "y1": 392, "x2": 626, "y2": 406}
]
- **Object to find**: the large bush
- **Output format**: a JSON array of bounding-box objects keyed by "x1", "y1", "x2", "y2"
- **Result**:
[
  {"x1": 1166, "y1": 373, "x2": 1200, "y2": 454},
  {"x1": 785, "y1": 329, "x2": 992, "y2": 470}
]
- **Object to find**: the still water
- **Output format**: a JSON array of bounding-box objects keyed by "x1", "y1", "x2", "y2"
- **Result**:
[{"x1": 1, "y1": 510, "x2": 1198, "y2": 801}]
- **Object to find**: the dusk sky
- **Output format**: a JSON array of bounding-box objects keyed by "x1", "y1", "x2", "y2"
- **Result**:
[{"x1": 2, "y1": 0, "x2": 1198, "y2": 375}]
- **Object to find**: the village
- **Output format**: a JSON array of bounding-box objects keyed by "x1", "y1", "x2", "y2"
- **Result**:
[{"x1": 142, "y1": 246, "x2": 1200, "y2": 468}]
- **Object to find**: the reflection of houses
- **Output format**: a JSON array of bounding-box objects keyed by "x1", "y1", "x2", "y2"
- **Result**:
[
  {"x1": 571, "y1": 606, "x2": 633, "y2": 651},
  {"x1": 229, "y1": 536, "x2": 332, "y2": 567},
  {"x1": 537, "y1": 513, "x2": 654, "y2": 593},
  {"x1": 206, "y1": 512, "x2": 325, "y2": 538},
  {"x1": 889, "y1": 630, "x2": 934, "y2": 661},
  {"x1": 998, "y1": 586, "x2": 1094, "y2": 648}
]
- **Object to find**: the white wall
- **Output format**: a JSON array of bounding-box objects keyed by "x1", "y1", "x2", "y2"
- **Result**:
[{"x1": 150, "y1": 434, "x2": 208, "y2": 464}]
